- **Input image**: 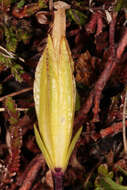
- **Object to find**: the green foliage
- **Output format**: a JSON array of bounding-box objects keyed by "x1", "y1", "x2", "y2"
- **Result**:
[
  {"x1": 117, "y1": 166, "x2": 127, "y2": 176},
  {"x1": 0, "y1": 54, "x2": 24, "y2": 82},
  {"x1": 98, "y1": 164, "x2": 113, "y2": 178},
  {"x1": 4, "y1": 18, "x2": 32, "y2": 52},
  {"x1": 0, "y1": 53, "x2": 24, "y2": 82},
  {"x1": 114, "y1": 0, "x2": 127, "y2": 11},
  {"x1": 11, "y1": 64, "x2": 24, "y2": 82},
  {"x1": 38, "y1": 0, "x2": 47, "y2": 8},
  {"x1": 17, "y1": 0, "x2": 25, "y2": 8},
  {"x1": 100, "y1": 176, "x2": 127, "y2": 190},
  {"x1": 5, "y1": 97, "x2": 16, "y2": 114},
  {"x1": 0, "y1": 0, "x2": 11, "y2": 7},
  {"x1": 68, "y1": 9, "x2": 87, "y2": 26},
  {"x1": 0, "y1": 18, "x2": 32, "y2": 82},
  {"x1": 4, "y1": 96, "x2": 22, "y2": 174},
  {"x1": 5, "y1": 97, "x2": 20, "y2": 125},
  {"x1": 0, "y1": 54, "x2": 12, "y2": 67},
  {"x1": 16, "y1": 28, "x2": 32, "y2": 44},
  {"x1": 24, "y1": 1, "x2": 47, "y2": 16},
  {"x1": 0, "y1": 0, "x2": 47, "y2": 10},
  {"x1": 95, "y1": 164, "x2": 127, "y2": 190},
  {"x1": 4, "y1": 26, "x2": 17, "y2": 53}
]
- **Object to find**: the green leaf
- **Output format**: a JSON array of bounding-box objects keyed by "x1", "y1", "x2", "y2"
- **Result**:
[
  {"x1": 38, "y1": 0, "x2": 47, "y2": 8},
  {"x1": 4, "y1": 97, "x2": 20, "y2": 125},
  {"x1": 119, "y1": 176, "x2": 123, "y2": 184},
  {"x1": 5, "y1": 97, "x2": 17, "y2": 114},
  {"x1": 11, "y1": 64, "x2": 24, "y2": 83},
  {"x1": 114, "y1": 0, "x2": 127, "y2": 11},
  {"x1": 68, "y1": 9, "x2": 87, "y2": 25},
  {"x1": 17, "y1": 0, "x2": 25, "y2": 8},
  {"x1": 117, "y1": 166, "x2": 127, "y2": 176},
  {"x1": 101, "y1": 176, "x2": 127, "y2": 190},
  {"x1": 98, "y1": 164, "x2": 109, "y2": 176},
  {"x1": 0, "y1": 54, "x2": 12, "y2": 67},
  {"x1": 4, "y1": 26, "x2": 17, "y2": 53}
]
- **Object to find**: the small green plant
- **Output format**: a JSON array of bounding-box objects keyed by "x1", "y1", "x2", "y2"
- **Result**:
[{"x1": 95, "y1": 164, "x2": 127, "y2": 190}]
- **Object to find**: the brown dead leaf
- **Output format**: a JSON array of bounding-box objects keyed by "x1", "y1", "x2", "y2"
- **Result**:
[
  {"x1": 75, "y1": 50, "x2": 93, "y2": 85},
  {"x1": 45, "y1": 170, "x2": 54, "y2": 189},
  {"x1": 36, "y1": 11, "x2": 49, "y2": 24}
]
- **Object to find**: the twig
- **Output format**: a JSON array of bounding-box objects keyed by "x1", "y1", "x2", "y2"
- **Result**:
[
  {"x1": 92, "y1": 12, "x2": 116, "y2": 122},
  {"x1": 49, "y1": 0, "x2": 53, "y2": 11},
  {"x1": 0, "y1": 87, "x2": 33, "y2": 102},
  {"x1": 0, "y1": 45, "x2": 25, "y2": 62},
  {"x1": 116, "y1": 28, "x2": 127, "y2": 59},
  {"x1": 31, "y1": 181, "x2": 42, "y2": 190},
  {"x1": 74, "y1": 11, "x2": 127, "y2": 130},
  {"x1": 74, "y1": 57, "x2": 117, "y2": 131},
  {"x1": 0, "y1": 108, "x2": 28, "y2": 111},
  {"x1": 109, "y1": 12, "x2": 116, "y2": 57},
  {"x1": 100, "y1": 120, "x2": 127, "y2": 138},
  {"x1": 123, "y1": 87, "x2": 127, "y2": 154},
  {"x1": 74, "y1": 91, "x2": 94, "y2": 132},
  {"x1": 74, "y1": 13, "x2": 117, "y2": 129},
  {"x1": 18, "y1": 154, "x2": 45, "y2": 190}
]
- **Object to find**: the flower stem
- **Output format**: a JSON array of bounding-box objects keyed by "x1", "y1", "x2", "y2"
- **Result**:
[{"x1": 52, "y1": 168, "x2": 64, "y2": 190}]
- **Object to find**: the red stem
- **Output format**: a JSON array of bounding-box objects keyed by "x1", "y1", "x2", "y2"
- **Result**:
[
  {"x1": 116, "y1": 28, "x2": 127, "y2": 59},
  {"x1": 52, "y1": 168, "x2": 64, "y2": 190},
  {"x1": 92, "y1": 12, "x2": 117, "y2": 122},
  {"x1": 18, "y1": 154, "x2": 45, "y2": 190},
  {"x1": 100, "y1": 120, "x2": 127, "y2": 138},
  {"x1": 74, "y1": 13, "x2": 117, "y2": 129}
]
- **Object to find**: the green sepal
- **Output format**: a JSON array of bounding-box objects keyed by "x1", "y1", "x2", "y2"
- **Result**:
[
  {"x1": 63, "y1": 126, "x2": 82, "y2": 171},
  {"x1": 34, "y1": 124, "x2": 54, "y2": 169}
]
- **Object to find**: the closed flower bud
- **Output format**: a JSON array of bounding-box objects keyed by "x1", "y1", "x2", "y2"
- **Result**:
[{"x1": 33, "y1": 1, "x2": 82, "y2": 173}]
